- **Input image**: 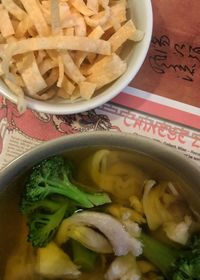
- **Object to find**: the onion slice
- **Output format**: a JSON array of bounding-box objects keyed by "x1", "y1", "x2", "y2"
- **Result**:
[{"x1": 56, "y1": 211, "x2": 142, "y2": 257}]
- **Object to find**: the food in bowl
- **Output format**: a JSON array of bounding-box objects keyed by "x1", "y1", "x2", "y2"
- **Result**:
[
  {"x1": 0, "y1": 145, "x2": 200, "y2": 280},
  {"x1": 0, "y1": 0, "x2": 145, "y2": 112}
]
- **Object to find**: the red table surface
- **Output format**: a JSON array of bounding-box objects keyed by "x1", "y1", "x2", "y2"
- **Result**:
[{"x1": 132, "y1": 0, "x2": 200, "y2": 108}]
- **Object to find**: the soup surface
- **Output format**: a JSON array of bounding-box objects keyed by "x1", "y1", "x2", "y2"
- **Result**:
[{"x1": 0, "y1": 148, "x2": 199, "y2": 280}]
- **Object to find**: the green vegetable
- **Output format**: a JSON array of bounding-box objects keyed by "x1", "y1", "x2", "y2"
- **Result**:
[
  {"x1": 22, "y1": 156, "x2": 111, "y2": 207},
  {"x1": 26, "y1": 199, "x2": 74, "y2": 247},
  {"x1": 141, "y1": 232, "x2": 200, "y2": 280},
  {"x1": 20, "y1": 156, "x2": 111, "y2": 247},
  {"x1": 71, "y1": 240, "x2": 98, "y2": 272}
]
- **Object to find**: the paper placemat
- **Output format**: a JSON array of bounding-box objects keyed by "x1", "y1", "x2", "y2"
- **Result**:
[{"x1": 0, "y1": 0, "x2": 199, "y2": 170}]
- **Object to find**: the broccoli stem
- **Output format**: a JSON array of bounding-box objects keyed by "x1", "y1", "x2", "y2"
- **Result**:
[
  {"x1": 141, "y1": 233, "x2": 200, "y2": 280},
  {"x1": 140, "y1": 232, "x2": 179, "y2": 276},
  {"x1": 71, "y1": 240, "x2": 98, "y2": 272},
  {"x1": 44, "y1": 179, "x2": 111, "y2": 208}
]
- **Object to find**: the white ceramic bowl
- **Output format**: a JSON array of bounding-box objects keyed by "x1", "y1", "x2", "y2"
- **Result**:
[{"x1": 0, "y1": 0, "x2": 153, "y2": 114}]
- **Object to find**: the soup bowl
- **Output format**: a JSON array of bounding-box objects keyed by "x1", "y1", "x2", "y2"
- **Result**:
[
  {"x1": 1, "y1": 132, "x2": 199, "y2": 195},
  {"x1": 0, "y1": 132, "x2": 200, "y2": 279}
]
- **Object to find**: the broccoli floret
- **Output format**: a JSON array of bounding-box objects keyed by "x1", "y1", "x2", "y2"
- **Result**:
[
  {"x1": 141, "y1": 232, "x2": 200, "y2": 280},
  {"x1": 28, "y1": 202, "x2": 68, "y2": 247},
  {"x1": 21, "y1": 198, "x2": 64, "y2": 214},
  {"x1": 23, "y1": 198, "x2": 77, "y2": 247},
  {"x1": 20, "y1": 156, "x2": 111, "y2": 247},
  {"x1": 23, "y1": 156, "x2": 110, "y2": 208}
]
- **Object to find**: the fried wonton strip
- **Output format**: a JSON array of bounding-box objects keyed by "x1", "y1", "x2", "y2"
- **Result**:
[
  {"x1": 87, "y1": 0, "x2": 98, "y2": 13},
  {"x1": 35, "y1": 89, "x2": 56, "y2": 100},
  {"x1": 88, "y1": 24, "x2": 104, "y2": 38},
  {"x1": 57, "y1": 88, "x2": 70, "y2": 99},
  {"x1": 110, "y1": 15, "x2": 121, "y2": 31},
  {"x1": 61, "y1": 75, "x2": 75, "y2": 96},
  {"x1": 10, "y1": 68, "x2": 24, "y2": 86},
  {"x1": 85, "y1": 6, "x2": 110, "y2": 27},
  {"x1": 39, "y1": 58, "x2": 57, "y2": 75},
  {"x1": 15, "y1": 16, "x2": 33, "y2": 38},
  {"x1": 50, "y1": 0, "x2": 62, "y2": 35},
  {"x1": 16, "y1": 52, "x2": 47, "y2": 95},
  {"x1": 2, "y1": 0, "x2": 26, "y2": 20},
  {"x1": 46, "y1": 50, "x2": 58, "y2": 62},
  {"x1": 80, "y1": 63, "x2": 91, "y2": 76},
  {"x1": 61, "y1": 17, "x2": 76, "y2": 29},
  {"x1": 75, "y1": 25, "x2": 104, "y2": 66},
  {"x1": 109, "y1": 20, "x2": 136, "y2": 52},
  {"x1": 45, "y1": 67, "x2": 59, "y2": 87},
  {"x1": 35, "y1": 68, "x2": 58, "y2": 98},
  {"x1": 71, "y1": 0, "x2": 95, "y2": 16},
  {"x1": 57, "y1": 55, "x2": 64, "y2": 87},
  {"x1": 70, "y1": 87, "x2": 81, "y2": 101},
  {"x1": 27, "y1": 26, "x2": 38, "y2": 38},
  {"x1": 20, "y1": 0, "x2": 50, "y2": 36},
  {"x1": 87, "y1": 53, "x2": 96, "y2": 64},
  {"x1": 87, "y1": 54, "x2": 127, "y2": 89},
  {"x1": 0, "y1": 8, "x2": 15, "y2": 38},
  {"x1": 61, "y1": 51, "x2": 85, "y2": 84},
  {"x1": 102, "y1": 2, "x2": 126, "y2": 31},
  {"x1": 40, "y1": 1, "x2": 51, "y2": 24},
  {"x1": 36, "y1": 50, "x2": 46, "y2": 65},
  {"x1": 3, "y1": 36, "x2": 111, "y2": 59},
  {"x1": 73, "y1": 11, "x2": 86, "y2": 36},
  {"x1": 130, "y1": 30, "x2": 145, "y2": 42},
  {"x1": 59, "y1": 3, "x2": 76, "y2": 28},
  {"x1": 41, "y1": 1, "x2": 75, "y2": 28},
  {"x1": 79, "y1": 81, "x2": 96, "y2": 100}
]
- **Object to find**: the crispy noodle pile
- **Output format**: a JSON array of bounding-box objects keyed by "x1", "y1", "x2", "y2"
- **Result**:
[{"x1": 0, "y1": 0, "x2": 143, "y2": 112}]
